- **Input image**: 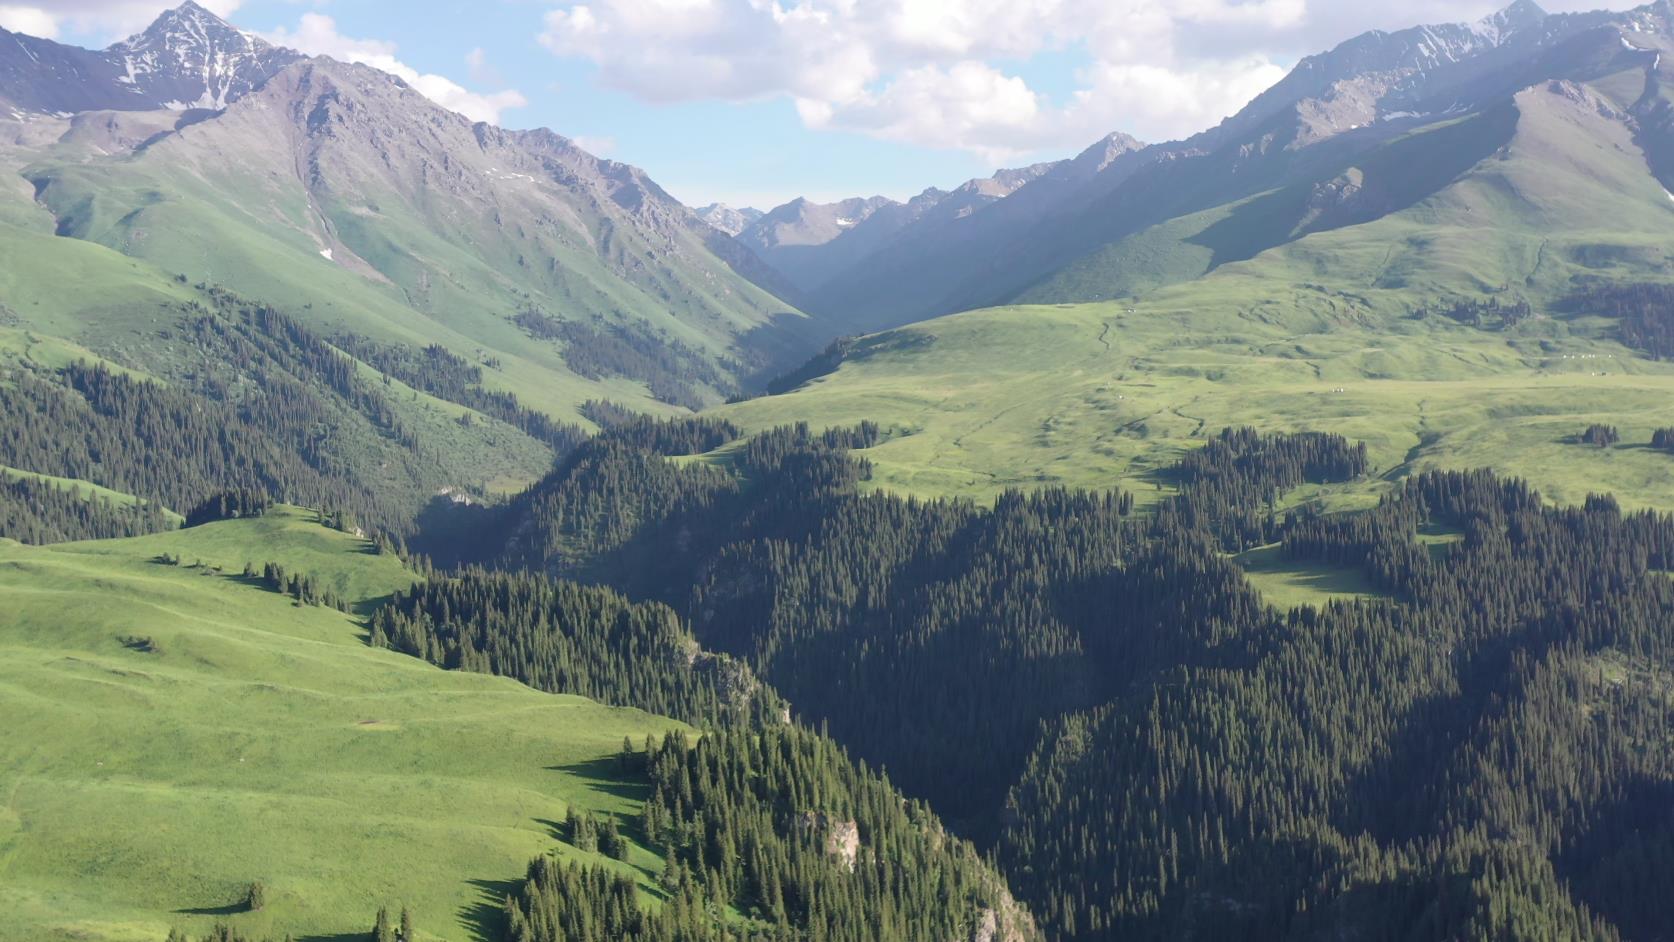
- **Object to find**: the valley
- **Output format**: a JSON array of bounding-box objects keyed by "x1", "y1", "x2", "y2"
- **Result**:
[{"x1": 3, "y1": 1, "x2": 1674, "y2": 940}]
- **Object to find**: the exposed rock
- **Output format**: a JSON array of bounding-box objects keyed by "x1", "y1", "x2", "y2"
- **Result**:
[
  {"x1": 795, "y1": 811, "x2": 860, "y2": 872},
  {"x1": 694, "y1": 202, "x2": 764, "y2": 236},
  {"x1": 0, "y1": 1, "x2": 299, "y2": 116}
]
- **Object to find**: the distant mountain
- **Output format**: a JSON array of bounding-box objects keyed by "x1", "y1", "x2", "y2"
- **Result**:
[
  {"x1": 737, "y1": 163, "x2": 1054, "y2": 294},
  {"x1": 0, "y1": 3, "x2": 811, "y2": 418},
  {"x1": 770, "y1": 1, "x2": 1674, "y2": 333},
  {"x1": 733, "y1": 1, "x2": 1674, "y2": 506},
  {"x1": 0, "y1": 0, "x2": 299, "y2": 115},
  {"x1": 694, "y1": 202, "x2": 764, "y2": 236}
]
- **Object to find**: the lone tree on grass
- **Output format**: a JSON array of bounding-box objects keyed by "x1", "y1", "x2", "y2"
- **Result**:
[{"x1": 1580, "y1": 424, "x2": 1619, "y2": 448}]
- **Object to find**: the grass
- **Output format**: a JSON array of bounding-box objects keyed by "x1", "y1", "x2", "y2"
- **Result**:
[
  {"x1": 717, "y1": 77, "x2": 1674, "y2": 512},
  {"x1": 1416, "y1": 523, "x2": 1466, "y2": 563},
  {"x1": 1232, "y1": 543, "x2": 1387, "y2": 611},
  {"x1": 18, "y1": 76, "x2": 805, "y2": 423},
  {"x1": 0, "y1": 511, "x2": 685, "y2": 941},
  {"x1": 720, "y1": 299, "x2": 1674, "y2": 511}
]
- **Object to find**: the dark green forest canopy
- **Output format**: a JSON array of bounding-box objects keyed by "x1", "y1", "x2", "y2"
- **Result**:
[
  {"x1": 431, "y1": 418, "x2": 1674, "y2": 941},
  {"x1": 0, "y1": 295, "x2": 579, "y2": 540},
  {"x1": 6, "y1": 342, "x2": 1674, "y2": 941}
]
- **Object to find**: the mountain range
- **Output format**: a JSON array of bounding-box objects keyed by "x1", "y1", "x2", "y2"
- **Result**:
[
  {"x1": 733, "y1": 0, "x2": 1674, "y2": 331},
  {"x1": 9, "y1": 3, "x2": 1674, "y2": 942},
  {"x1": 1, "y1": 1, "x2": 810, "y2": 427}
]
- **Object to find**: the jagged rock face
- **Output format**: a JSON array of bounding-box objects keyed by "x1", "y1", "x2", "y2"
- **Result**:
[
  {"x1": 105, "y1": 1, "x2": 300, "y2": 110},
  {"x1": 695, "y1": 203, "x2": 764, "y2": 236},
  {"x1": 0, "y1": 1, "x2": 299, "y2": 115},
  {"x1": 735, "y1": 163, "x2": 1062, "y2": 293},
  {"x1": 0, "y1": 30, "x2": 132, "y2": 115},
  {"x1": 1213, "y1": 0, "x2": 1653, "y2": 150}
]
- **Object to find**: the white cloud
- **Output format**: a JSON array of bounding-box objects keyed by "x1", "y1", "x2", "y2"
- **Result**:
[
  {"x1": 266, "y1": 13, "x2": 527, "y2": 125},
  {"x1": 0, "y1": 5, "x2": 59, "y2": 37},
  {"x1": 799, "y1": 61, "x2": 1043, "y2": 163},
  {"x1": 465, "y1": 45, "x2": 508, "y2": 87},
  {"x1": 537, "y1": 0, "x2": 1643, "y2": 160}
]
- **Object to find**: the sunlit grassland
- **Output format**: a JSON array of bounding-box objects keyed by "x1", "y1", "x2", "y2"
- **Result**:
[{"x1": 0, "y1": 512, "x2": 684, "y2": 941}]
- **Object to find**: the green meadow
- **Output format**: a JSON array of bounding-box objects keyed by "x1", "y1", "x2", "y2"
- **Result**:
[
  {"x1": 719, "y1": 75, "x2": 1674, "y2": 512},
  {"x1": 0, "y1": 510, "x2": 683, "y2": 942},
  {"x1": 720, "y1": 298, "x2": 1674, "y2": 511},
  {"x1": 1232, "y1": 543, "x2": 1387, "y2": 611}
]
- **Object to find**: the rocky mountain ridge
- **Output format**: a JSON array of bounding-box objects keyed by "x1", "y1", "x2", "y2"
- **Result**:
[
  {"x1": 0, "y1": 0, "x2": 299, "y2": 115},
  {"x1": 752, "y1": 1, "x2": 1674, "y2": 332}
]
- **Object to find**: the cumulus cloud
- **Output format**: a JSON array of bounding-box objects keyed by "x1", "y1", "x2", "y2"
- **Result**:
[
  {"x1": 0, "y1": 5, "x2": 59, "y2": 37},
  {"x1": 267, "y1": 14, "x2": 527, "y2": 125},
  {"x1": 537, "y1": 0, "x2": 1641, "y2": 160}
]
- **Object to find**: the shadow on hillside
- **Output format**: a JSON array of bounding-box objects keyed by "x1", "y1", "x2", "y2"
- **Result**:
[
  {"x1": 173, "y1": 901, "x2": 245, "y2": 917},
  {"x1": 461, "y1": 877, "x2": 519, "y2": 942},
  {"x1": 547, "y1": 756, "x2": 649, "y2": 804}
]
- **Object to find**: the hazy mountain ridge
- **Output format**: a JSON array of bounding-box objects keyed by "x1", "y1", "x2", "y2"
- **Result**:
[
  {"x1": 694, "y1": 202, "x2": 764, "y2": 235},
  {"x1": 748, "y1": 1, "x2": 1674, "y2": 333},
  {"x1": 736, "y1": 162, "x2": 1056, "y2": 293}
]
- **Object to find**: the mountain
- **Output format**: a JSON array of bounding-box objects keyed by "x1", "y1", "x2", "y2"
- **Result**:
[
  {"x1": 0, "y1": 3, "x2": 812, "y2": 427},
  {"x1": 737, "y1": 194, "x2": 902, "y2": 290},
  {"x1": 10, "y1": 3, "x2": 1674, "y2": 942},
  {"x1": 737, "y1": 164, "x2": 1055, "y2": 294},
  {"x1": 0, "y1": 0, "x2": 299, "y2": 115},
  {"x1": 766, "y1": 2, "x2": 1674, "y2": 333},
  {"x1": 726, "y1": 1, "x2": 1674, "y2": 508},
  {"x1": 693, "y1": 201, "x2": 763, "y2": 235}
]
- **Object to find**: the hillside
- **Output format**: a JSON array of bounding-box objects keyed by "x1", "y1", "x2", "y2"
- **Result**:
[
  {"x1": 0, "y1": 508, "x2": 687, "y2": 941},
  {"x1": 460, "y1": 417, "x2": 1674, "y2": 941},
  {"x1": 761, "y1": 2, "x2": 1674, "y2": 334},
  {"x1": 17, "y1": 56, "x2": 807, "y2": 416},
  {"x1": 722, "y1": 69, "x2": 1674, "y2": 511},
  {"x1": 0, "y1": 3, "x2": 816, "y2": 429}
]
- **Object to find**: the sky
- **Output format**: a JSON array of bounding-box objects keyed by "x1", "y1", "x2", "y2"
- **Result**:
[{"x1": 0, "y1": 0, "x2": 1646, "y2": 208}]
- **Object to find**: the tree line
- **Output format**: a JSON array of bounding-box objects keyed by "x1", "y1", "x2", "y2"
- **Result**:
[{"x1": 0, "y1": 473, "x2": 174, "y2": 543}]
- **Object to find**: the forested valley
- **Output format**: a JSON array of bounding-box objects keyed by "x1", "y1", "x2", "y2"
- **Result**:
[
  {"x1": 6, "y1": 285, "x2": 1674, "y2": 941},
  {"x1": 291, "y1": 414, "x2": 1671, "y2": 941}
]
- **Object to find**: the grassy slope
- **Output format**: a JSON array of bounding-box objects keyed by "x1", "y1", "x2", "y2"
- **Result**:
[
  {"x1": 1018, "y1": 105, "x2": 1520, "y2": 306},
  {"x1": 1232, "y1": 543, "x2": 1386, "y2": 611},
  {"x1": 22, "y1": 159, "x2": 607, "y2": 425},
  {"x1": 0, "y1": 509, "x2": 684, "y2": 942},
  {"x1": 0, "y1": 211, "x2": 563, "y2": 499},
  {"x1": 19, "y1": 67, "x2": 804, "y2": 422},
  {"x1": 720, "y1": 81, "x2": 1674, "y2": 511}
]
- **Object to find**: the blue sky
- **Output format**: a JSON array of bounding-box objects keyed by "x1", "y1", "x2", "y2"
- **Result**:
[{"x1": 25, "y1": 0, "x2": 1643, "y2": 209}]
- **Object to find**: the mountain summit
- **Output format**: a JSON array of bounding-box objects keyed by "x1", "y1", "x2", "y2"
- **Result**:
[
  {"x1": 0, "y1": 1, "x2": 299, "y2": 114},
  {"x1": 105, "y1": 0, "x2": 299, "y2": 110}
]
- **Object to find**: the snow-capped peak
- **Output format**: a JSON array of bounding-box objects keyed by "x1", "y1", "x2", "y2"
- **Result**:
[
  {"x1": 102, "y1": 2, "x2": 299, "y2": 110},
  {"x1": 108, "y1": 1, "x2": 263, "y2": 57},
  {"x1": 1467, "y1": 0, "x2": 1548, "y2": 46}
]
